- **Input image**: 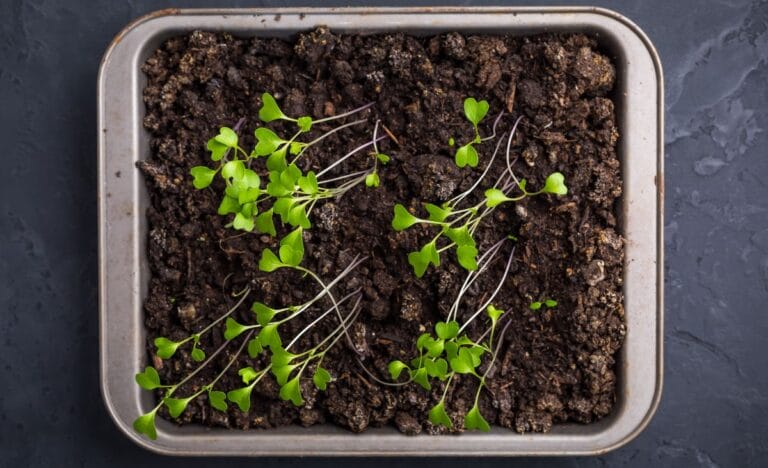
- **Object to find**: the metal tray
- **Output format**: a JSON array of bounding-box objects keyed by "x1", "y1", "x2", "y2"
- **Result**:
[{"x1": 98, "y1": 7, "x2": 663, "y2": 456}]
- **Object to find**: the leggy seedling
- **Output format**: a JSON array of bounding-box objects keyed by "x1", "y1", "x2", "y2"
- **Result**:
[
  {"x1": 393, "y1": 120, "x2": 568, "y2": 278},
  {"x1": 190, "y1": 92, "x2": 384, "y2": 233},
  {"x1": 450, "y1": 97, "x2": 494, "y2": 168},
  {"x1": 133, "y1": 251, "x2": 367, "y2": 440},
  {"x1": 388, "y1": 239, "x2": 517, "y2": 431}
]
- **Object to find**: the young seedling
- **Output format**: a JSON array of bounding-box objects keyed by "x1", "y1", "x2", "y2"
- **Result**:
[
  {"x1": 452, "y1": 97, "x2": 490, "y2": 168},
  {"x1": 393, "y1": 121, "x2": 568, "y2": 278},
  {"x1": 134, "y1": 253, "x2": 367, "y2": 439},
  {"x1": 388, "y1": 239, "x2": 516, "y2": 431},
  {"x1": 133, "y1": 328, "x2": 253, "y2": 440},
  {"x1": 364, "y1": 120, "x2": 390, "y2": 188},
  {"x1": 190, "y1": 93, "x2": 386, "y2": 234},
  {"x1": 529, "y1": 298, "x2": 557, "y2": 310}
]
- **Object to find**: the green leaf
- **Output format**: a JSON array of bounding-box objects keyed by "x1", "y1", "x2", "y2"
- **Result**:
[
  {"x1": 224, "y1": 317, "x2": 249, "y2": 340},
  {"x1": 428, "y1": 401, "x2": 453, "y2": 428},
  {"x1": 463, "y1": 97, "x2": 490, "y2": 126},
  {"x1": 313, "y1": 366, "x2": 332, "y2": 391},
  {"x1": 297, "y1": 171, "x2": 319, "y2": 195},
  {"x1": 457, "y1": 245, "x2": 479, "y2": 271},
  {"x1": 259, "y1": 92, "x2": 287, "y2": 122},
  {"x1": 424, "y1": 337, "x2": 445, "y2": 358},
  {"x1": 259, "y1": 248, "x2": 285, "y2": 272},
  {"x1": 239, "y1": 366, "x2": 260, "y2": 384},
  {"x1": 272, "y1": 363, "x2": 299, "y2": 386},
  {"x1": 270, "y1": 346, "x2": 299, "y2": 367},
  {"x1": 278, "y1": 228, "x2": 304, "y2": 266},
  {"x1": 424, "y1": 203, "x2": 452, "y2": 222},
  {"x1": 545, "y1": 299, "x2": 558, "y2": 308},
  {"x1": 392, "y1": 204, "x2": 419, "y2": 231},
  {"x1": 252, "y1": 302, "x2": 276, "y2": 326},
  {"x1": 254, "y1": 209, "x2": 277, "y2": 236},
  {"x1": 448, "y1": 137, "x2": 455, "y2": 147},
  {"x1": 279, "y1": 376, "x2": 304, "y2": 406},
  {"x1": 254, "y1": 127, "x2": 284, "y2": 156},
  {"x1": 484, "y1": 188, "x2": 511, "y2": 207},
  {"x1": 455, "y1": 143, "x2": 478, "y2": 168},
  {"x1": 445, "y1": 226, "x2": 475, "y2": 247},
  {"x1": 410, "y1": 367, "x2": 431, "y2": 391},
  {"x1": 217, "y1": 196, "x2": 240, "y2": 215},
  {"x1": 232, "y1": 212, "x2": 254, "y2": 231},
  {"x1": 416, "y1": 333, "x2": 432, "y2": 351},
  {"x1": 227, "y1": 385, "x2": 253, "y2": 412},
  {"x1": 266, "y1": 146, "x2": 288, "y2": 171},
  {"x1": 465, "y1": 404, "x2": 490, "y2": 431},
  {"x1": 206, "y1": 138, "x2": 227, "y2": 161},
  {"x1": 449, "y1": 348, "x2": 476, "y2": 374},
  {"x1": 154, "y1": 337, "x2": 181, "y2": 359},
  {"x1": 541, "y1": 172, "x2": 568, "y2": 195},
  {"x1": 164, "y1": 396, "x2": 192, "y2": 418},
  {"x1": 289, "y1": 142, "x2": 305, "y2": 155},
  {"x1": 135, "y1": 366, "x2": 162, "y2": 390},
  {"x1": 190, "y1": 166, "x2": 216, "y2": 189},
  {"x1": 365, "y1": 172, "x2": 380, "y2": 188},
  {"x1": 486, "y1": 305, "x2": 504, "y2": 323},
  {"x1": 377, "y1": 153, "x2": 390, "y2": 164},
  {"x1": 424, "y1": 358, "x2": 448, "y2": 379},
  {"x1": 133, "y1": 409, "x2": 158, "y2": 440},
  {"x1": 190, "y1": 346, "x2": 205, "y2": 362},
  {"x1": 529, "y1": 301, "x2": 542, "y2": 310},
  {"x1": 518, "y1": 179, "x2": 528, "y2": 192},
  {"x1": 240, "y1": 202, "x2": 255, "y2": 218},
  {"x1": 445, "y1": 341, "x2": 459, "y2": 360},
  {"x1": 297, "y1": 116, "x2": 313, "y2": 132},
  {"x1": 258, "y1": 323, "x2": 281, "y2": 349},
  {"x1": 237, "y1": 187, "x2": 260, "y2": 205},
  {"x1": 388, "y1": 360, "x2": 408, "y2": 380},
  {"x1": 222, "y1": 160, "x2": 245, "y2": 181},
  {"x1": 287, "y1": 204, "x2": 311, "y2": 229},
  {"x1": 214, "y1": 127, "x2": 238, "y2": 148},
  {"x1": 407, "y1": 242, "x2": 440, "y2": 279},
  {"x1": 208, "y1": 390, "x2": 228, "y2": 412},
  {"x1": 435, "y1": 321, "x2": 460, "y2": 340},
  {"x1": 247, "y1": 336, "x2": 263, "y2": 358}
]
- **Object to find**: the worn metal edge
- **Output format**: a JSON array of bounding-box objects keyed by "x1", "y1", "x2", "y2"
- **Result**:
[{"x1": 97, "y1": 6, "x2": 664, "y2": 457}]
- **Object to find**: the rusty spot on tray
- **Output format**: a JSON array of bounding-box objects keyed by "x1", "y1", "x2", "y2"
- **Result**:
[{"x1": 109, "y1": 9, "x2": 180, "y2": 47}]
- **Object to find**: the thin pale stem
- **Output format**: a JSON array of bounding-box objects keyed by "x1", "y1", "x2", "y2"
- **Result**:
[
  {"x1": 312, "y1": 102, "x2": 375, "y2": 124},
  {"x1": 316, "y1": 136, "x2": 387, "y2": 178},
  {"x1": 458, "y1": 246, "x2": 516, "y2": 335}
]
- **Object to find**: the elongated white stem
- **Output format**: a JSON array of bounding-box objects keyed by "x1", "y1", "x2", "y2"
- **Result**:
[
  {"x1": 195, "y1": 287, "x2": 251, "y2": 338},
  {"x1": 447, "y1": 238, "x2": 507, "y2": 321},
  {"x1": 286, "y1": 289, "x2": 361, "y2": 349},
  {"x1": 505, "y1": 116, "x2": 524, "y2": 186},
  {"x1": 449, "y1": 132, "x2": 507, "y2": 207},
  {"x1": 320, "y1": 169, "x2": 369, "y2": 185},
  {"x1": 458, "y1": 246, "x2": 516, "y2": 335},
  {"x1": 316, "y1": 136, "x2": 387, "y2": 178},
  {"x1": 480, "y1": 111, "x2": 505, "y2": 142},
  {"x1": 313, "y1": 102, "x2": 375, "y2": 124}
]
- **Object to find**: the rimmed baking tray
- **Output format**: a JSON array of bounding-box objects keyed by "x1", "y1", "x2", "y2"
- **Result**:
[{"x1": 98, "y1": 7, "x2": 663, "y2": 456}]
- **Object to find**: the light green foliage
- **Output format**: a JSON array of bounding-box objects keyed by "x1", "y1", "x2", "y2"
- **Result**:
[
  {"x1": 389, "y1": 301, "x2": 509, "y2": 431},
  {"x1": 452, "y1": 97, "x2": 490, "y2": 168},
  {"x1": 135, "y1": 367, "x2": 163, "y2": 390},
  {"x1": 393, "y1": 168, "x2": 567, "y2": 277},
  {"x1": 530, "y1": 298, "x2": 558, "y2": 311},
  {"x1": 190, "y1": 92, "x2": 382, "y2": 234}
]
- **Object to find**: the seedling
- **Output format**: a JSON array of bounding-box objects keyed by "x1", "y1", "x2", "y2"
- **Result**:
[
  {"x1": 393, "y1": 122, "x2": 567, "y2": 277},
  {"x1": 134, "y1": 254, "x2": 366, "y2": 439},
  {"x1": 452, "y1": 97, "x2": 489, "y2": 168},
  {"x1": 190, "y1": 92, "x2": 384, "y2": 234},
  {"x1": 529, "y1": 298, "x2": 557, "y2": 310},
  {"x1": 388, "y1": 239, "x2": 516, "y2": 431}
]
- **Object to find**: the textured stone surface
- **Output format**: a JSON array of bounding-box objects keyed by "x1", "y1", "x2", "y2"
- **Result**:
[{"x1": 1, "y1": 0, "x2": 766, "y2": 466}]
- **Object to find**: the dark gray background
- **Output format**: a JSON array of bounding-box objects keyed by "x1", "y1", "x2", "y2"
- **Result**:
[{"x1": 1, "y1": 0, "x2": 766, "y2": 466}]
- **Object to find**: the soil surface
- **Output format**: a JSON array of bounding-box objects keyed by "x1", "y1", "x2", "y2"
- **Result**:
[{"x1": 138, "y1": 28, "x2": 624, "y2": 434}]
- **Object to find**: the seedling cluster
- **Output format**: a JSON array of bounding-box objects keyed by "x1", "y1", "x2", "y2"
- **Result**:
[
  {"x1": 134, "y1": 216, "x2": 367, "y2": 439},
  {"x1": 135, "y1": 92, "x2": 570, "y2": 438},
  {"x1": 393, "y1": 98, "x2": 568, "y2": 278},
  {"x1": 191, "y1": 92, "x2": 387, "y2": 233}
]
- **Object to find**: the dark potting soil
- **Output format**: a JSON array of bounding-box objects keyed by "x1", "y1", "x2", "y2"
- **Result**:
[{"x1": 138, "y1": 28, "x2": 624, "y2": 434}]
